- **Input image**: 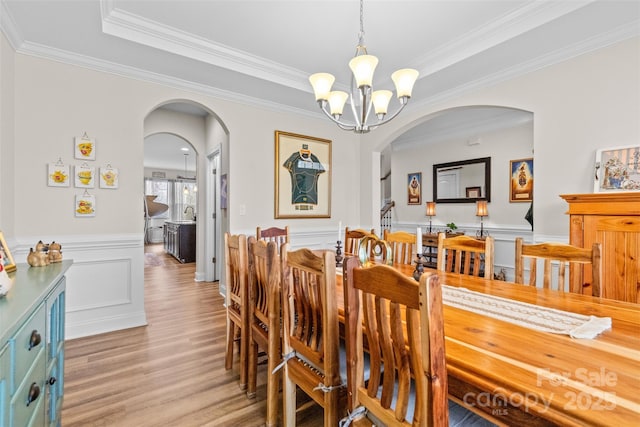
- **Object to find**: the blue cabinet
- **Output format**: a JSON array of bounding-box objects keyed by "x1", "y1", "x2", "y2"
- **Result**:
[{"x1": 0, "y1": 261, "x2": 71, "y2": 427}]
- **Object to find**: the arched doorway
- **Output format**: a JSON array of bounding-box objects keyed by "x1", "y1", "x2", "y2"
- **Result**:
[{"x1": 143, "y1": 100, "x2": 229, "y2": 284}]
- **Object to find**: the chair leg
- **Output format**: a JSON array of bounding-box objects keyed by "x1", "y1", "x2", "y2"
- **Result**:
[
  {"x1": 238, "y1": 324, "x2": 248, "y2": 390},
  {"x1": 266, "y1": 343, "x2": 280, "y2": 427},
  {"x1": 225, "y1": 322, "x2": 235, "y2": 371},
  {"x1": 324, "y1": 390, "x2": 340, "y2": 427},
  {"x1": 247, "y1": 339, "x2": 258, "y2": 399},
  {"x1": 282, "y1": 367, "x2": 296, "y2": 427}
]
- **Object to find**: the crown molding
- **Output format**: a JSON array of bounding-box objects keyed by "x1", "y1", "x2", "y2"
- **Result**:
[
  {"x1": 411, "y1": 20, "x2": 639, "y2": 113},
  {"x1": 414, "y1": 0, "x2": 596, "y2": 77},
  {"x1": 100, "y1": 0, "x2": 310, "y2": 93},
  {"x1": 14, "y1": 40, "x2": 320, "y2": 120},
  {"x1": 0, "y1": 0, "x2": 23, "y2": 50}
]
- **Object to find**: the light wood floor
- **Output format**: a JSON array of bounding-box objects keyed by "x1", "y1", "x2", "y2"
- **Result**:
[{"x1": 62, "y1": 244, "x2": 323, "y2": 427}]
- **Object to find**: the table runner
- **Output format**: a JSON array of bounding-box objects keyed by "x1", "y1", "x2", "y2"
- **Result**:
[{"x1": 442, "y1": 285, "x2": 611, "y2": 339}]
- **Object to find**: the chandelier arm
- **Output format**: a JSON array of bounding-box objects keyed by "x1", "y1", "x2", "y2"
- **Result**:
[
  {"x1": 365, "y1": 99, "x2": 409, "y2": 131},
  {"x1": 318, "y1": 102, "x2": 356, "y2": 131}
]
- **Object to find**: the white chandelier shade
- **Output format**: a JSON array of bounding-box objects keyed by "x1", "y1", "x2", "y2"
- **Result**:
[{"x1": 308, "y1": 0, "x2": 419, "y2": 134}]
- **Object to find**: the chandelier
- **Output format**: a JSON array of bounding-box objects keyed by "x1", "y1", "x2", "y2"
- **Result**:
[{"x1": 309, "y1": 0, "x2": 419, "y2": 134}]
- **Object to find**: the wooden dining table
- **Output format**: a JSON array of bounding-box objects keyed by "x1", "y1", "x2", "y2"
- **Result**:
[{"x1": 335, "y1": 263, "x2": 640, "y2": 426}]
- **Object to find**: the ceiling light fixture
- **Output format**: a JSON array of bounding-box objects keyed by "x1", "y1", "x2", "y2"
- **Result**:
[{"x1": 309, "y1": 0, "x2": 419, "y2": 134}]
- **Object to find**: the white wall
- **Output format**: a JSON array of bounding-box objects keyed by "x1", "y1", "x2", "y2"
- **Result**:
[
  {"x1": 391, "y1": 121, "x2": 534, "y2": 232},
  {"x1": 360, "y1": 37, "x2": 640, "y2": 240},
  {"x1": 1, "y1": 30, "x2": 638, "y2": 337},
  {"x1": 0, "y1": 30, "x2": 15, "y2": 240},
  {"x1": 2, "y1": 36, "x2": 361, "y2": 338}
]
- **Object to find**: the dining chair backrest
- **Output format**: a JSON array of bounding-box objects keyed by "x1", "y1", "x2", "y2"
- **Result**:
[
  {"x1": 246, "y1": 237, "x2": 281, "y2": 425},
  {"x1": 280, "y1": 243, "x2": 343, "y2": 426},
  {"x1": 257, "y1": 225, "x2": 290, "y2": 251},
  {"x1": 514, "y1": 237, "x2": 602, "y2": 296},
  {"x1": 383, "y1": 229, "x2": 418, "y2": 266},
  {"x1": 224, "y1": 232, "x2": 250, "y2": 390},
  {"x1": 437, "y1": 233, "x2": 494, "y2": 278},
  {"x1": 343, "y1": 257, "x2": 448, "y2": 426},
  {"x1": 344, "y1": 227, "x2": 376, "y2": 256}
]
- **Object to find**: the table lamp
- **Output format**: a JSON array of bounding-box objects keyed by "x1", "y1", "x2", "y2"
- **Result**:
[
  {"x1": 425, "y1": 201, "x2": 436, "y2": 233},
  {"x1": 476, "y1": 200, "x2": 488, "y2": 237}
]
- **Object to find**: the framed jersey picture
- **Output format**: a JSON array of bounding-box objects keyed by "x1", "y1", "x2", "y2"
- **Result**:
[{"x1": 275, "y1": 130, "x2": 331, "y2": 218}]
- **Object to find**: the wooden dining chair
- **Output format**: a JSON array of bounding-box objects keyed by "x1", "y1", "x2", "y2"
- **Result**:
[
  {"x1": 246, "y1": 237, "x2": 281, "y2": 427},
  {"x1": 280, "y1": 244, "x2": 344, "y2": 427},
  {"x1": 224, "y1": 232, "x2": 250, "y2": 390},
  {"x1": 514, "y1": 237, "x2": 602, "y2": 296},
  {"x1": 257, "y1": 225, "x2": 290, "y2": 251},
  {"x1": 437, "y1": 233, "x2": 494, "y2": 278},
  {"x1": 343, "y1": 258, "x2": 490, "y2": 426},
  {"x1": 344, "y1": 227, "x2": 376, "y2": 256},
  {"x1": 383, "y1": 229, "x2": 417, "y2": 266}
]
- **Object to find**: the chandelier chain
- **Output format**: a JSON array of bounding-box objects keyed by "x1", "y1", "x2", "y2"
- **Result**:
[{"x1": 359, "y1": 0, "x2": 365, "y2": 41}]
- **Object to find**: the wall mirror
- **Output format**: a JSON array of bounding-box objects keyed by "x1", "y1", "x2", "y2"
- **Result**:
[{"x1": 433, "y1": 157, "x2": 491, "y2": 203}]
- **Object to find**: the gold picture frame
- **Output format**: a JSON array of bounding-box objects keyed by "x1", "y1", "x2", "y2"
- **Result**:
[
  {"x1": 0, "y1": 231, "x2": 17, "y2": 273},
  {"x1": 510, "y1": 158, "x2": 533, "y2": 202},
  {"x1": 407, "y1": 172, "x2": 421, "y2": 205},
  {"x1": 275, "y1": 130, "x2": 331, "y2": 218}
]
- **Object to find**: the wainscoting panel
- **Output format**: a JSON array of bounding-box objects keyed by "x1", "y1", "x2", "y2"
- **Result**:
[{"x1": 14, "y1": 233, "x2": 146, "y2": 339}]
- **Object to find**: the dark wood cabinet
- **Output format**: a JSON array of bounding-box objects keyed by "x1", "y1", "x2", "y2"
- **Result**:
[{"x1": 164, "y1": 221, "x2": 196, "y2": 263}]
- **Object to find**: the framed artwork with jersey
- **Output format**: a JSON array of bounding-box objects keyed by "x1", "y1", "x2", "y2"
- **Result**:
[{"x1": 275, "y1": 130, "x2": 331, "y2": 218}]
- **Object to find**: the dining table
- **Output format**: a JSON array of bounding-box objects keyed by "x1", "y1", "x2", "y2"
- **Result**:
[{"x1": 335, "y1": 262, "x2": 640, "y2": 427}]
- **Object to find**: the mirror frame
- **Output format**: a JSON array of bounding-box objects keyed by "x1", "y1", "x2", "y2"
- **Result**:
[{"x1": 433, "y1": 157, "x2": 491, "y2": 203}]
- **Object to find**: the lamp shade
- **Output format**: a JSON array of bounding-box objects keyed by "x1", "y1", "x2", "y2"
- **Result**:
[
  {"x1": 328, "y1": 91, "x2": 349, "y2": 116},
  {"x1": 349, "y1": 54, "x2": 378, "y2": 88},
  {"x1": 425, "y1": 201, "x2": 436, "y2": 217},
  {"x1": 309, "y1": 73, "x2": 335, "y2": 101},
  {"x1": 391, "y1": 68, "x2": 419, "y2": 98},
  {"x1": 371, "y1": 90, "x2": 392, "y2": 115},
  {"x1": 476, "y1": 200, "x2": 488, "y2": 217}
]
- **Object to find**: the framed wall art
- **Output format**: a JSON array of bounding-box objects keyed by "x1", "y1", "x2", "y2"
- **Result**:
[
  {"x1": 274, "y1": 130, "x2": 331, "y2": 218},
  {"x1": 75, "y1": 193, "x2": 96, "y2": 217},
  {"x1": 466, "y1": 186, "x2": 481, "y2": 198},
  {"x1": 74, "y1": 133, "x2": 96, "y2": 160},
  {"x1": 593, "y1": 145, "x2": 640, "y2": 192},
  {"x1": 74, "y1": 163, "x2": 95, "y2": 188},
  {"x1": 99, "y1": 165, "x2": 119, "y2": 189},
  {"x1": 510, "y1": 158, "x2": 533, "y2": 202},
  {"x1": 0, "y1": 231, "x2": 16, "y2": 273},
  {"x1": 407, "y1": 172, "x2": 421, "y2": 205},
  {"x1": 48, "y1": 161, "x2": 70, "y2": 187}
]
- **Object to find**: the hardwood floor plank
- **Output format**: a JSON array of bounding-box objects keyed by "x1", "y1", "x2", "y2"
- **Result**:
[{"x1": 62, "y1": 245, "x2": 323, "y2": 426}]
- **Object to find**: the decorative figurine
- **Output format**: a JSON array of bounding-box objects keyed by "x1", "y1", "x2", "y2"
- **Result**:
[
  {"x1": 48, "y1": 241, "x2": 63, "y2": 263},
  {"x1": 27, "y1": 240, "x2": 52, "y2": 267}
]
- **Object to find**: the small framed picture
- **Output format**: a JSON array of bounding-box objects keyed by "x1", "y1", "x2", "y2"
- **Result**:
[
  {"x1": 47, "y1": 163, "x2": 70, "y2": 187},
  {"x1": 74, "y1": 135, "x2": 96, "y2": 160},
  {"x1": 510, "y1": 158, "x2": 533, "y2": 202},
  {"x1": 594, "y1": 145, "x2": 640, "y2": 192},
  {"x1": 99, "y1": 166, "x2": 119, "y2": 189},
  {"x1": 0, "y1": 231, "x2": 17, "y2": 273},
  {"x1": 75, "y1": 194, "x2": 96, "y2": 217},
  {"x1": 407, "y1": 172, "x2": 421, "y2": 205},
  {"x1": 466, "y1": 186, "x2": 481, "y2": 198},
  {"x1": 74, "y1": 164, "x2": 95, "y2": 188}
]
